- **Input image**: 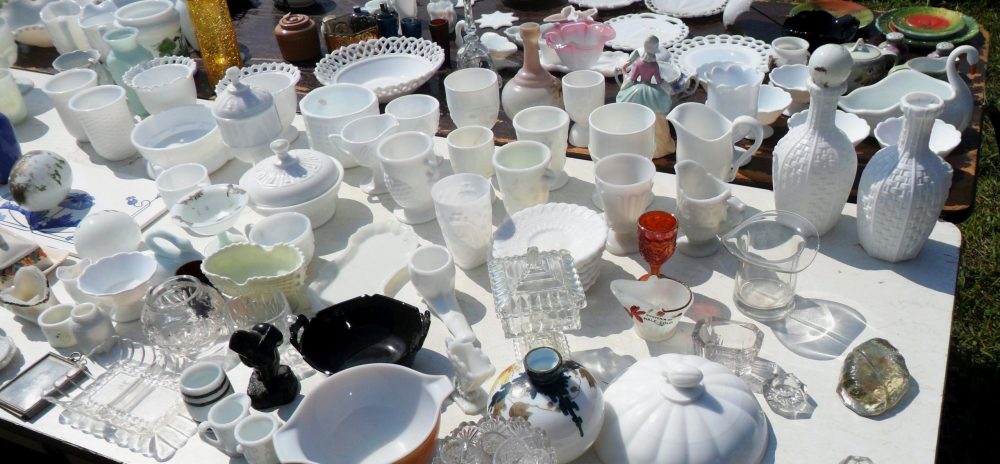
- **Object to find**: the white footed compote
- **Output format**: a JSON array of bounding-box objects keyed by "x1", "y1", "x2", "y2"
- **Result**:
[
  {"x1": 513, "y1": 105, "x2": 570, "y2": 190},
  {"x1": 408, "y1": 245, "x2": 476, "y2": 344},
  {"x1": 675, "y1": 160, "x2": 746, "y2": 257},
  {"x1": 377, "y1": 131, "x2": 441, "y2": 225},
  {"x1": 595, "y1": 153, "x2": 655, "y2": 255},
  {"x1": 610, "y1": 276, "x2": 692, "y2": 342},
  {"x1": 755, "y1": 85, "x2": 792, "y2": 139},
  {"x1": 769, "y1": 64, "x2": 809, "y2": 115},
  {"x1": 857, "y1": 92, "x2": 953, "y2": 263},
  {"x1": 445, "y1": 337, "x2": 496, "y2": 414},
  {"x1": 562, "y1": 69, "x2": 605, "y2": 147},
  {"x1": 589, "y1": 102, "x2": 656, "y2": 209},
  {"x1": 431, "y1": 173, "x2": 492, "y2": 269},
  {"x1": 492, "y1": 140, "x2": 553, "y2": 216},
  {"x1": 331, "y1": 113, "x2": 400, "y2": 195},
  {"x1": 667, "y1": 102, "x2": 763, "y2": 183},
  {"x1": 444, "y1": 67, "x2": 501, "y2": 128},
  {"x1": 702, "y1": 62, "x2": 764, "y2": 124},
  {"x1": 171, "y1": 184, "x2": 249, "y2": 253}
]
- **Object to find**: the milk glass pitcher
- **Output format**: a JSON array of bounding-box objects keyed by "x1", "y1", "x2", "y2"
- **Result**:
[
  {"x1": 721, "y1": 210, "x2": 819, "y2": 322},
  {"x1": 667, "y1": 102, "x2": 764, "y2": 182}
]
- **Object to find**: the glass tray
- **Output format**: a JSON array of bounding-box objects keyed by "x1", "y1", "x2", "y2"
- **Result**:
[{"x1": 45, "y1": 337, "x2": 198, "y2": 461}]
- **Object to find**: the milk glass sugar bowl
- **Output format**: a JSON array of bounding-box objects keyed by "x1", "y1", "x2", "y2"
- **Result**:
[
  {"x1": 239, "y1": 139, "x2": 344, "y2": 228},
  {"x1": 214, "y1": 62, "x2": 302, "y2": 142},
  {"x1": 212, "y1": 67, "x2": 283, "y2": 164},
  {"x1": 594, "y1": 353, "x2": 768, "y2": 464}
]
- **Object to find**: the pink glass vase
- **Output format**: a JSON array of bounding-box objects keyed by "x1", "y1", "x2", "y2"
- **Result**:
[{"x1": 543, "y1": 21, "x2": 616, "y2": 71}]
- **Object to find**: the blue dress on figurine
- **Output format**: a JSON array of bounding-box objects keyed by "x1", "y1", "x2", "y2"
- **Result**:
[{"x1": 616, "y1": 35, "x2": 673, "y2": 115}]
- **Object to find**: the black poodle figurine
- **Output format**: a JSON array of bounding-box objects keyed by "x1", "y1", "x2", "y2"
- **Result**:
[{"x1": 229, "y1": 323, "x2": 300, "y2": 410}]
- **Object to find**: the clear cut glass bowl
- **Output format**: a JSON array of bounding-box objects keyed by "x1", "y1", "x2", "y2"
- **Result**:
[{"x1": 141, "y1": 275, "x2": 230, "y2": 359}]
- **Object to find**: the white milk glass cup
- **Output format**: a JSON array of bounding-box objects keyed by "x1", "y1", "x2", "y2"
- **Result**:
[
  {"x1": 595, "y1": 153, "x2": 656, "y2": 255},
  {"x1": 156, "y1": 163, "x2": 209, "y2": 206},
  {"x1": 513, "y1": 105, "x2": 570, "y2": 191},
  {"x1": 299, "y1": 84, "x2": 379, "y2": 168},
  {"x1": 68, "y1": 85, "x2": 137, "y2": 161},
  {"x1": 246, "y1": 212, "x2": 315, "y2": 264},
  {"x1": 562, "y1": 69, "x2": 605, "y2": 147},
  {"x1": 386, "y1": 94, "x2": 441, "y2": 136},
  {"x1": 492, "y1": 140, "x2": 553, "y2": 216},
  {"x1": 377, "y1": 131, "x2": 441, "y2": 225},
  {"x1": 198, "y1": 393, "x2": 252, "y2": 457},
  {"x1": 447, "y1": 125, "x2": 495, "y2": 178},
  {"x1": 235, "y1": 414, "x2": 282, "y2": 464},
  {"x1": 771, "y1": 36, "x2": 810, "y2": 66},
  {"x1": 444, "y1": 68, "x2": 500, "y2": 128},
  {"x1": 38, "y1": 304, "x2": 77, "y2": 348},
  {"x1": 41, "y1": 68, "x2": 98, "y2": 141},
  {"x1": 431, "y1": 173, "x2": 492, "y2": 269},
  {"x1": 588, "y1": 102, "x2": 656, "y2": 209}
]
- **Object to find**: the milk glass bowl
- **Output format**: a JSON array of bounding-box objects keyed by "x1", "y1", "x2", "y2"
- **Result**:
[
  {"x1": 122, "y1": 56, "x2": 197, "y2": 114},
  {"x1": 131, "y1": 104, "x2": 230, "y2": 173},
  {"x1": 142, "y1": 275, "x2": 230, "y2": 359}
]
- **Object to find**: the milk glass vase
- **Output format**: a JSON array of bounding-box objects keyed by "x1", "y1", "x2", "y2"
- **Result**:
[
  {"x1": 186, "y1": 0, "x2": 242, "y2": 87},
  {"x1": 772, "y1": 45, "x2": 857, "y2": 236},
  {"x1": 104, "y1": 27, "x2": 151, "y2": 116},
  {"x1": 857, "y1": 92, "x2": 953, "y2": 263}
]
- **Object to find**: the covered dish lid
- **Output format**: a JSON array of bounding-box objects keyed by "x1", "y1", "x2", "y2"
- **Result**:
[
  {"x1": 239, "y1": 139, "x2": 341, "y2": 207},
  {"x1": 844, "y1": 38, "x2": 887, "y2": 62},
  {"x1": 594, "y1": 353, "x2": 768, "y2": 464},
  {"x1": 213, "y1": 67, "x2": 276, "y2": 120}
]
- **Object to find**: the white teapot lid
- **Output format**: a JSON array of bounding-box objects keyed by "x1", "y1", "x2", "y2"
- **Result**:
[
  {"x1": 213, "y1": 67, "x2": 276, "y2": 120},
  {"x1": 594, "y1": 353, "x2": 768, "y2": 464},
  {"x1": 239, "y1": 139, "x2": 340, "y2": 207}
]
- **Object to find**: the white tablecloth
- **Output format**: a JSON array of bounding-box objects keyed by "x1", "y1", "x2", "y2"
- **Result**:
[{"x1": 0, "y1": 69, "x2": 961, "y2": 464}]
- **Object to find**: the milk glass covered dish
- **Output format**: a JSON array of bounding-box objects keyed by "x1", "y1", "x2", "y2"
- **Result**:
[{"x1": 594, "y1": 353, "x2": 768, "y2": 464}]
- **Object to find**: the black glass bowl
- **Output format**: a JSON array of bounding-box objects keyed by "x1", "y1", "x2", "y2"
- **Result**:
[
  {"x1": 289, "y1": 294, "x2": 431, "y2": 375},
  {"x1": 784, "y1": 10, "x2": 861, "y2": 48}
]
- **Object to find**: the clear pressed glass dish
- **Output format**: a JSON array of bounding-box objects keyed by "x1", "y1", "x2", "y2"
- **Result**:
[{"x1": 488, "y1": 247, "x2": 585, "y2": 338}]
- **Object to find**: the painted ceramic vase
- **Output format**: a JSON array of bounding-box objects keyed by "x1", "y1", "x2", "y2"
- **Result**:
[
  {"x1": 488, "y1": 347, "x2": 604, "y2": 464},
  {"x1": 501, "y1": 22, "x2": 562, "y2": 119},
  {"x1": 772, "y1": 45, "x2": 856, "y2": 236},
  {"x1": 8, "y1": 150, "x2": 73, "y2": 212},
  {"x1": 857, "y1": 92, "x2": 952, "y2": 262}
]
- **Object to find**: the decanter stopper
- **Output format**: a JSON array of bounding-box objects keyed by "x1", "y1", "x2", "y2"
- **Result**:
[{"x1": 808, "y1": 44, "x2": 853, "y2": 88}]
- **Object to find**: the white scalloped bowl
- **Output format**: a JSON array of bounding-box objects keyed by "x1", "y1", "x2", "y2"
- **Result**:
[
  {"x1": 669, "y1": 35, "x2": 771, "y2": 76},
  {"x1": 315, "y1": 37, "x2": 445, "y2": 103},
  {"x1": 874, "y1": 117, "x2": 962, "y2": 158},
  {"x1": 492, "y1": 203, "x2": 608, "y2": 289},
  {"x1": 788, "y1": 109, "x2": 871, "y2": 147}
]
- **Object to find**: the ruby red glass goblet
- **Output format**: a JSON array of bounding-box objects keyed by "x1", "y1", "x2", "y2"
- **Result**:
[{"x1": 637, "y1": 210, "x2": 678, "y2": 280}]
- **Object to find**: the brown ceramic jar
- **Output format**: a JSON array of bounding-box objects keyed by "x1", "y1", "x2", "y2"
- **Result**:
[{"x1": 274, "y1": 13, "x2": 321, "y2": 62}]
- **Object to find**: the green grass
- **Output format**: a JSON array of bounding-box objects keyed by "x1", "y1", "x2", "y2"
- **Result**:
[{"x1": 782, "y1": 1, "x2": 1000, "y2": 462}]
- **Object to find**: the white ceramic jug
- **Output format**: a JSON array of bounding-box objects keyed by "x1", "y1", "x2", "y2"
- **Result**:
[{"x1": 667, "y1": 102, "x2": 764, "y2": 182}]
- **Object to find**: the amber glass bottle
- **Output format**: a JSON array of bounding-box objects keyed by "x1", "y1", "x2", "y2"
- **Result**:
[{"x1": 186, "y1": 0, "x2": 243, "y2": 87}]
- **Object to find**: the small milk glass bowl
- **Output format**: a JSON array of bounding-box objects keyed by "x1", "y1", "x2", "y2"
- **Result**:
[
  {"x1": 122, "y1": 56, "x2": 197, "y2": 114},
  {"x1": 131, "y1": 104, "x2": 230, "y2": 174},
  {"x1": 543, "y1": 21, "x2": 616, "y2": 71},
  {"x1": 156, "y1": 163, "x2": 210, "y2": 206},
  {"x1": 171, "y1": 184, "x2": 249, "y2": 251},
  {"x1": 77, "y1": 251, "x2": 158, "y2": 322}
]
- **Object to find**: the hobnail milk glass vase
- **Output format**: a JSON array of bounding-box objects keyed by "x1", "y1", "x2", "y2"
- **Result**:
[
  {"x1": 772, "y1": 45, "x2": 856, "y2": 236},
  {"x1": 856, "y1": 92, "x2": 953, "y2": 262}
]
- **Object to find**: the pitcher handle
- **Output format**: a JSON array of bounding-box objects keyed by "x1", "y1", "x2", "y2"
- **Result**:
[
  {"x1": 721, "y1": 196, "x2": 747, "y2": 233},
  {"x1": 728, "y1": 116, "x2": 764, "y2": 182}
]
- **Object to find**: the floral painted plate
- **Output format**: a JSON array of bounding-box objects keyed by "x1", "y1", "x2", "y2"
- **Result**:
[
  {"x1": 887, "y1": 6, "x2": 967, "y2": 41},
  {"x1": 788, "y1": 0, "x2": 873, "y2": 28}
]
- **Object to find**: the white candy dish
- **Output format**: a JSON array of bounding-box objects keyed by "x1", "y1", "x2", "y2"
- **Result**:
[
  {"x1": 756, "y1": 84, "x2": 793, "y2": 138},
  {"x1": 605, "y1": 13, "x2": 690, "y2": 52},
  {"x1": 768, "y1": 63, "x2": 809, "y2": 114},
  {"x1": 213, "y1": 62, "x2": 302, "y2": 142},
  {"x1": 76, "y1": 251, "x2": 157, "y2": 322},
  {"x1": 314, "y1": 37, "x2": 445, "y2": 103},
  {"x1": 170, "y1": 184, "x2": 248, "y2": 237},
  {"x1": 788, "y1": 109, "x2": 871, "y2": 147},
  {"x1": 874, "y1": 116, "x2": 962, "y2": 158}
]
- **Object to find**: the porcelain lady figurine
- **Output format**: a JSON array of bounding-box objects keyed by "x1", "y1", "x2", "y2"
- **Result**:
[
  {"x1": 857, "y1": 92, "x2": 952, "y2": 263},
  {"x1": 70, "y1": 302, "x2": 115, "y2": 354},
  {"x1": 617, "y1": 35, "x2": 675, "y2": 158},
  {"x1": 772, "y1": 45, "x2": 857, "y2": 236},
  {"x1": 501, "y1": 22, "x2": 562, "y2": 119}
]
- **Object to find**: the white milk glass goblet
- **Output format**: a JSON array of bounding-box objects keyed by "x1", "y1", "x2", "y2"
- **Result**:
[
  {"x1": 444, "y1": 67, "x2": 500, "y2": 128},
  {"x1": 431, "y1": 173, "x2": 492, "y2": 270},
  {"x1": 377, "y1": 131, "x2": 441, "y2": 225},
  {"x1": 595, "y1": 153, "x2": 656, "y2": 255},
  {"x1": 513, "y1": 105, "x2": 570, "y2": 191},
  {"x1": 492, "y1": 140, "x2": 553, "y2": 216},
  {"x1": 562, "y1": 69, "x2": 605, "y2": 147},
  {"x1": 386, "y1": 94, "x2": 441, "y2": 136}
]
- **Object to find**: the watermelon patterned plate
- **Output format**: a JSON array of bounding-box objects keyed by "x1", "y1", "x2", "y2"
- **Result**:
[
  {"x1": 876, "y1": 11, "x2": 980, "y2": 49},
  {"x1": 888, "y1": 6, "x2": 966, "y2": 41}
]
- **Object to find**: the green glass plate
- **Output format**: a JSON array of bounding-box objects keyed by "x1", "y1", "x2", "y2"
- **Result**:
[
  {"x1": 789, "y1": 0, "x2": 874, "y2": 28},
  {"x1": 888, "y1": 6, "x2": 965, "y2": 41},
  {"x1": 876, "y1": 11, "x2": 980, "y2": 49}
]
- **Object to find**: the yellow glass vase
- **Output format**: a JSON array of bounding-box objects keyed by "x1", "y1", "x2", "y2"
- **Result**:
[{"x1": 186, "y1": 0, "x2": 243, "y2": 88}]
